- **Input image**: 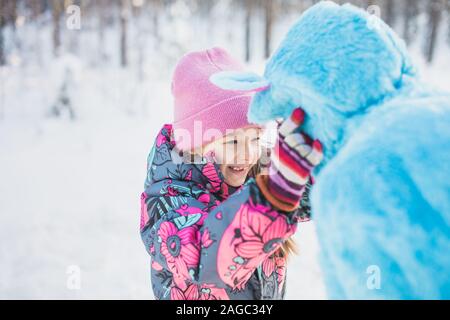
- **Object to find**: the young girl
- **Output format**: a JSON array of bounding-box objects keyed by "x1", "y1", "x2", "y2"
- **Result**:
[{"x1": 140, "y1": 47, "x2": 323, "y2": 300}]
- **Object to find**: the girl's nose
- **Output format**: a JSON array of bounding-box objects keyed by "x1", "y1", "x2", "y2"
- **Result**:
[{"x1": 235, "y1": 138, "x2": 256, "y2": 165}]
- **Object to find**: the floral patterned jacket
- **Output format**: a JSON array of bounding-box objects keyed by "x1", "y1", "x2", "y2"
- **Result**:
[{"x1": 140, "y1": 124, "x2": 311, "y2": 300}]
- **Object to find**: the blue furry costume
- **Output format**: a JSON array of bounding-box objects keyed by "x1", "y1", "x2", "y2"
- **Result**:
[{"x1": 211, "y1": 2, "x2": 450, "y2": 299}]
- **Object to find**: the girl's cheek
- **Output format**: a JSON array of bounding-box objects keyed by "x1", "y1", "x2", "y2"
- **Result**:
[{"x1": 217, "y1": 145, "x2": 233, "y2": 165}]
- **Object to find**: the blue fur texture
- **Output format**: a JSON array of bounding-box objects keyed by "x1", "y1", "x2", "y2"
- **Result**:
[{"x1": 249, "y1": 1, "x2": 450, "y2": 299}]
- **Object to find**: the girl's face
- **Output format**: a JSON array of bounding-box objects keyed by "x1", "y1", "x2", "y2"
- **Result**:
[{"x1": 203, "y1": 126, "x2": 263, "y2": 187}]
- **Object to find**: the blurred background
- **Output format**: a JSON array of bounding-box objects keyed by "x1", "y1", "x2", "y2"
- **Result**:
[{"x1": 0, "y1": 0, "x2": 449, "y2": 299}]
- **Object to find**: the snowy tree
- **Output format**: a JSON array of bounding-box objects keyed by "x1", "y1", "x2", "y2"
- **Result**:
[
  {"x1": 150, "y1": 0, "x2": 162, "y2": 46},
  {"x1": 120, "y1": 0, "x2": 129, "y2": 67},
  {"x1": 0, "y1": 0, "x2": 5, "y2": 66},
  {"x1": 244, "y1": 0, "x2": 253, "y2": 62},
  {"x1": 96, "y1": 0, "x2": 109, "y2": 64},
  {"x1": 51, "y1": 0, "x2": 63, "y2": 56},
  {"x1": 402, "y1": 0, "x2": 420, "y2": 45},
  {"x1": 264, "y1": 0, "x2": 274, "y2": 59},
  {"x1": 447, "y1": 0, "x2": 450, "y2": 45},
  {"x1": 424, "y1": 0, "x2": 445, "y2": 63},
  {"x1": 0, "y1": 0, "x2": 18, "y2": 65},
  {"x1": 383, "y1": 0, "x2": 395, "y2": 28}
]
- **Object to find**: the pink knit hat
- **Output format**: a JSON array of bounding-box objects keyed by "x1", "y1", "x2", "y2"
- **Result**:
[{"x1": 171, "y1": 47, "x2": 260, "y2": 152}]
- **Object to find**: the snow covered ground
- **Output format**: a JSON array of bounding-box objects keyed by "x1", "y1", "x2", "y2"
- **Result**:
[{"x1": 1, "y1": 7, "x2": 449, "y2": 299}]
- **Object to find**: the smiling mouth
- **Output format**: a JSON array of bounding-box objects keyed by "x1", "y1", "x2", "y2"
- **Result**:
[{"x1": 228, "y1": 166, "x2": 249, "y2": 174}]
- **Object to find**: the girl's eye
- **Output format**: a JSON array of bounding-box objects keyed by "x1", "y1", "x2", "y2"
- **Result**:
[
  {"x1": 252, "y1": 137, "x2": 260, "y2": 143},
  {"x1": 224, "y1": 136, "x2": 259, "y2": 145}
]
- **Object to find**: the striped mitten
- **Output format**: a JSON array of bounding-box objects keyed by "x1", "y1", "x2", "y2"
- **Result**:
[{"x1": 256, "y1": 107, "x2": 323, "y2": 211}]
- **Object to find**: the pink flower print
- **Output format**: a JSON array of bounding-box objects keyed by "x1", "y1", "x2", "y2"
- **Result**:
[
  {"x1": 216, "y1": 202, "x2": 293, "y2": 289},
  {"x1": 156, "y1": 134, "x2": 167, "y2": 147},
  {"x1": 158, "y1": 222, "x2": 201, "y2": 289},
  {"x1": 185, "y1": 168, "x2": 192, "y2": 181},
  {"x1": 198, "y1": 193, "x2": 221, "y2": 211},
  {"x1": 198, "y1": 193, "x2": 211, "y2": 205},
  {"x1": 151, "y1": 259, "x2": 163, "y2": 271},
  {"x1": 170, "y1": 283, "x2": 200, "y2": 300},
  {"x1": 156, "y1": 124, "x2": 173, "y2": 147},
  {"x1": 202, "y1": 162, "x2": 222, "y2": 192},
  {"x1": 262, "y1": 255, "x2": 276, "y2": 278},
  {"x1": 140, "y1": 192, "x2": 149, "y2": 231},
  {"x1": 201, "y1": 228, "x2": 214, "y2": 248},
  {"x1": 175, "y1": 204, "x2": 208, "y2": 226},
  {"x1": 221, "y1": 182, "x2": 229, "y2": 199},
  {"x1": 215, "y1": 211, "x2": 222, "y2": 220},
  {"x1": 274, "y1": 254, "x2": 286, "y2": 294},
  {"x1": 166, "y1": 186, "x2": 179, "y2": 196}
]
